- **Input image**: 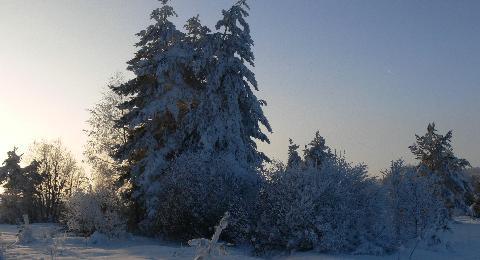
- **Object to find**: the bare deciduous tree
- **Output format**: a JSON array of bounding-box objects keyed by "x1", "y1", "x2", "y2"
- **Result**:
[
  {"x1": 84, "y1": 72, "x2": 128, "y2": 187},
  {"x1": 28, "y1": 139, "x2": 87, "y2": 222}
]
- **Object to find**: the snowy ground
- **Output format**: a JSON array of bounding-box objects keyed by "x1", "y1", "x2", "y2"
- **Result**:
[{"x1": 1, "y1": 217, "x2": 479, "y2": 259}]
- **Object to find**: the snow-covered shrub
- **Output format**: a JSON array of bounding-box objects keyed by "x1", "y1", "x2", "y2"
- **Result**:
[
  {"x1": 64, "y1": 185, "x2": 125, "y2": 238},
  {"x1": 252, "y1": 156, "x2": 392, "y2": 254},
  {"x1": 465, "y1": 168, "x2": 480, "y2": 217},
  {"x1": 188, "y1": 212, "x2": 230, "y2": 260},
  {"x1": 142, "y1": 152, "x2": 258, "y2": 243},
  {"x1": 65, "y1": 191, "x2": 98, "y2": 236},
  {"x1": 470, "y1": 201, "x2": 480, "y2": 218},
  {"x1": 382, "y1": 160, "x2": 449, "y2": 246}
]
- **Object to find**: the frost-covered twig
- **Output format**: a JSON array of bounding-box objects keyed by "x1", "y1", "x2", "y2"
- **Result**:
[
  {"x1": 0, "y1": 230, "x2": 21, "y2": 258},
  {"x1": 52, "y1": 231, "x2": 67, "y2": 258},
  {"x1": 409, "y1": 237, "x2": 421, "y2": 260},
  {"x1": 0, "y1": 232, "x2": 6, "y2": 260},
  {"x1": 188, "y1": 212, "x2": 230, "y2": 260},
  {"x1": 17, "y1": 214, "x2": 33, "y2": 244}
]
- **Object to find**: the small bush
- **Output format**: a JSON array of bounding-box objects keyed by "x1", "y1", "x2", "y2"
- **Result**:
[
  {"x1": 141, "y1": 153, "x2": 258, "y2": 243},
  {"x1": 252, "y1": 156, "x2": 392, "y2": 254},
  {"x1": 64, "y1": 185, "x2": 126, "y2": 238},
  {"x1": 382, "y1": 160, "x2": 449, "y2": 245}
]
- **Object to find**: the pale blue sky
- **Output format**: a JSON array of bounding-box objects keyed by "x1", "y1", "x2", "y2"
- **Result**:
[{"x1": 0, "y1": 0, "x2": 479, "y2": 174}]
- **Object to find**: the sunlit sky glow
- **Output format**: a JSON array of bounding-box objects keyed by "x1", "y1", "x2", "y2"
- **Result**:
[{"x1": 1, "y1": 0, "x2": 479, "y2": 174}]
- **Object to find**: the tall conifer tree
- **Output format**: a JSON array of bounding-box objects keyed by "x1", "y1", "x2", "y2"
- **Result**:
[
  {"x1": 112, "y1": 0, "x2": 271, "y2": 228},
  {"x1": 409, "y1": 123, "x2": 472, "y2": 211}
]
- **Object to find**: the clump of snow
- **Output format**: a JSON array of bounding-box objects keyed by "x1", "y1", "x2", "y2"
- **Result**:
[{"x1": 88, "y1": 231, "x2": 109, "y2": 245}]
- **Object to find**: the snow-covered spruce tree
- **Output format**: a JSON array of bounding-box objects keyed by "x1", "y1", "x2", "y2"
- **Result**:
[
  {"x1": 0, "y1": 149, "x2": 42, "y2": 223},
  {"x1": 303, "y1": 131, "x2": 333, "y2": 169},
  {"x1": 168, "y1": 0, "x2": 271, "y2": 241},
  {"x1": 112, "y1": 0, "x2": 271, "y2": 240},
  {"x1": 253, "y1": 133, "x2": 391, "y2": 254},
  {"x1": 409, "y1": 123, "x2": 472, "y2": 214},
  {"x1": 111, "y1": 0, "x2": 192, "y2": 231},
  {"x1": 382, "y1": 159, "x2": 449, "y2": 246},
  {"x1": 207, "y1": 0, "x2": 271, "y2": 168},
  {"x1": 287, "y1": 139, "x2": 302, "y2": 169}
]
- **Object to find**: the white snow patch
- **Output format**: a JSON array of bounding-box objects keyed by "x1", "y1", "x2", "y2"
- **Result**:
[{"x1": 0, "y1": 217, "x2": 479, "y2": 259}]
